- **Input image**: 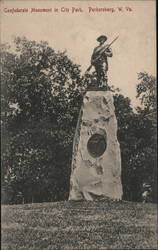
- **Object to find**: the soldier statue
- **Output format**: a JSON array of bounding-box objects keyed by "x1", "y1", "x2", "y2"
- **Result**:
[{"x1": 91, "y1": 35, "x2": 113, "y2": 89}]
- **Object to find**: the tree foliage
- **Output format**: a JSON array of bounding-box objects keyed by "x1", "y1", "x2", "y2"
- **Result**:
[
  {"x1": 135, "y1": 72, "x2": 157, "y2": 202},
  {"x1": 1, "y1": 37, "x2": 84, "y2": 203},
  {"x1": 136, "y1": 72, "x2": 156, "y2": 111},
  {"x1": 114, "y1": 73, "x2": 156, "y2": 202}
]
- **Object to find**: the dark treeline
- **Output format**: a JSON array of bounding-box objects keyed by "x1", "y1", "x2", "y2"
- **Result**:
[{"x1": 1, "y1": 37, "x2": 157, "y2": 204}]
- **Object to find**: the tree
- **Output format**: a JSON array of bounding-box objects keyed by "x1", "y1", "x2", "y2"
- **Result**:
[
  {"x1": 135, "y1": 72, "x2": 157, "y2": 202},
  {"x1": 136, "y1": 72, "x2": 156, "y2": 111},
  {"x1": 1, "y1": 37, "x2": 84, "y2": 204},
  {"x1": 113, "y1": 73, "x2": 157, "y2": 202}
]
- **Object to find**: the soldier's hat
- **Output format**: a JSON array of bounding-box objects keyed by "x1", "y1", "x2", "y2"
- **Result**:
[{"x1": 97, "y1": 35, "x2": 107, "y2": 42}]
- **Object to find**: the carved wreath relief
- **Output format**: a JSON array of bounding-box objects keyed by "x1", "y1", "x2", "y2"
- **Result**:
[{"x1": 87, "y1": 132, "x2": 107, "y2": 158}]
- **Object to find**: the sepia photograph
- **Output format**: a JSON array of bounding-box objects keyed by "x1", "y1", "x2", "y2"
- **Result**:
[{"x1": 1, "y1": 0, "x2": 157, "y2": 249}]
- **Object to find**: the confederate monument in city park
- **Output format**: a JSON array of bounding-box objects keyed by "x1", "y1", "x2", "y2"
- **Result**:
[{"x1": 69, "y1": 35, "x2": 123, "y2": 201}]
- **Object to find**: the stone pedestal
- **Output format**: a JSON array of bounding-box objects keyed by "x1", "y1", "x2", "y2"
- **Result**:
[{"x1": 69, "y1": 91, "x2": 123, "y2": 201}]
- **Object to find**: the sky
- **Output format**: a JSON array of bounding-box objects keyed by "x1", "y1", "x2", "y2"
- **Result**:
[{"x1": 1, "y1": 0, "x2": 156, "y2": 107}]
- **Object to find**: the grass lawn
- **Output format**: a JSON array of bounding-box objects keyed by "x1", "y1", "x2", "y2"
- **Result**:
[{"x1": 1, "y1": 199, "x2": 157, "y2": 249}]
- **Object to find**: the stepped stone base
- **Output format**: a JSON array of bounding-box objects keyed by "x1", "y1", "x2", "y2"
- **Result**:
[{"x1": 69, "y1": 91, "x2": 123, "y2": 201}]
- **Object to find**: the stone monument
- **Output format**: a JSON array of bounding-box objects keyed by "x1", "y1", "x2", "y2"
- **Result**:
[{"x1": 69, "y1": 90, "x2": 123, "y2": 201}]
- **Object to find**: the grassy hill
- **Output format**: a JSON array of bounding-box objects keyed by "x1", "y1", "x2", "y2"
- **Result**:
[{"x1": 1, "y1": 199, "x2": 157, "y2": 250}]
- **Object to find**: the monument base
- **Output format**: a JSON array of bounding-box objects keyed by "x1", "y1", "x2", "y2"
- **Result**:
[{"x1": 69, "y1": 91, "x2": 123, "y2": 201}]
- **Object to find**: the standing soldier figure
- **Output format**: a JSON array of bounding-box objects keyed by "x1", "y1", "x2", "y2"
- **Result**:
[{"x1": 91, "y1": 35, "x2": 113, "y2": 89}]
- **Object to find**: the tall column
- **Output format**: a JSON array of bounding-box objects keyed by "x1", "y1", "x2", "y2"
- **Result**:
[{"x1": 69, "y1": 91, "x2": 123, "y2": 201}]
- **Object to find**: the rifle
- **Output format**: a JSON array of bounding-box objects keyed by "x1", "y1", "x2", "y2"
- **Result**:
[{"x1": 85, "y1": 36, "x2": 119, "y2": 73}]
